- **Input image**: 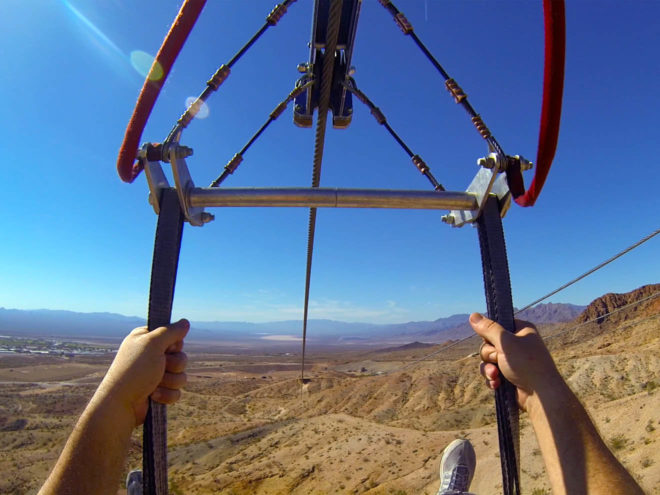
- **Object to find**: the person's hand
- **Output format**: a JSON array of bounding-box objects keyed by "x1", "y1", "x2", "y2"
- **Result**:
[
  {"x1": 470, "y1": 313, "x2": 561, "y2": 411},
  {"x1": 97, "y1": 319, "x2": 189, "y2": 426}
]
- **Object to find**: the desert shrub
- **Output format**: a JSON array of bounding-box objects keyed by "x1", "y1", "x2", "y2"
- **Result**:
[{"x1": 609, "y1": 434, "x2": 629, "y2": 451}]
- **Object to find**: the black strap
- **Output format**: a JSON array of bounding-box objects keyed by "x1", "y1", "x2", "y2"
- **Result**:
[
  {"x1": 143, "y1": 188, "x2": 185, "y2": 495},
  {"x1": 476, "y1": 195, "x2": 520, "y2": 495}
]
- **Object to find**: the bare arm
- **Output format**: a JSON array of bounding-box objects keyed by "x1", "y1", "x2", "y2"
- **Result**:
[
  {"x1": 470, "y1": 313, "x2": 642, "y2": 495},
  {"x1": 39, "y1": 319, "x2": 189, "y2": 495}
]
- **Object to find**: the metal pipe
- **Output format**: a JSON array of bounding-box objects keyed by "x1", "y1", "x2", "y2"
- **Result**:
[{"x1": 189, "y1": 188, "x2": 478, "y2": 210}]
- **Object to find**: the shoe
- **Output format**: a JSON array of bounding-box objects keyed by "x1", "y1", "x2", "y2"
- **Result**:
[
  {"x1": 126, "y1": 470, "x2": 143, "y2": 495},
  {"x1": 437, "y1": 439, "x2": 476, "y2": 495}
]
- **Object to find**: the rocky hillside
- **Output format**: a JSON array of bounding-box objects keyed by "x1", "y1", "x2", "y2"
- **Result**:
[{"x1": 576, "y1": 283, "x2": 659, "y2": 324}]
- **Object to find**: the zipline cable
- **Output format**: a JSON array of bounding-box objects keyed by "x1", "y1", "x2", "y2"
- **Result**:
[
  {"x1": 300, "y1": 0, "x2": 344, "y2": 386},
  {"x1": 516, "y1": 227, "x2": 660, "y2": 313},
  {"x1": 383, "y1": 227, "x2": 660, "y2": 375},
  {"x1": 383, "y1": 292, "x2": 660, "y2": 377}
]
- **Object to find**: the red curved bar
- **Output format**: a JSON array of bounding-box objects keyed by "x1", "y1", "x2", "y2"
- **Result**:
[
  {"x1": 117, "y1": 0, "x2": 207, "y2": 183},
  {"x1": 514, "y1": 0, "x2": 565, "y2": 206}
]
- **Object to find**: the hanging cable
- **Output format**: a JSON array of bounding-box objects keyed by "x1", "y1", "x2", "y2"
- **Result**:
[
  {"x1": 209, "y1": 79, "x2": 314, "y2": 187},
  {"x1": 343, "y1": 81, "x2": 445, "y2": 191},
  {"x1": 376, "y1": 0, "x2": 504, "y2": 157},
  {"x1": 300, "y1": 0, "x2": 344, "y2": 386},
  {"x1": 553, "y1": 291, "x2": 660, "y2": 343},
  {"x1": 384, "y1": 291, "x2": 660, "y2": 377},
  {"x1": 381, "y1": 226, "x2": 660, "y2": 376},
  {"x1": 165, "y1": 0, "x2": 298, "y2": 143},
  {"x1": 516, "y1": 227, "x2": 660, "y2": 313}
]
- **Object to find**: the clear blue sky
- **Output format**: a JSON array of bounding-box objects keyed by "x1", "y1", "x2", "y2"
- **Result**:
[{"x1": 1, "y1": 1, "x2": 658, "y2": 324}]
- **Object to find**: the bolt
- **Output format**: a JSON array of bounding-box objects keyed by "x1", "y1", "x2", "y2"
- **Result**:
[
  {"x1": 441, "y1": 214, "x2": 455, "y2": 225},
  {"x1": 514, "y1": 155, "x2": 534, "y2": 171},
  {"x1": 174, "y1": 146, "x2": 194, "y2": 159},
  {"x1": 297, "y1": 63, "x2": 308, "y2": 73},
  {"x1": 477, "y1": 154, "x2": 497, "y2": 169},
  {"x1": 348, "y1": 65, "x2": 356, "y2": 76},
  {"x1": 200, "y1": 212, "x2": 215, "y2": 224}
]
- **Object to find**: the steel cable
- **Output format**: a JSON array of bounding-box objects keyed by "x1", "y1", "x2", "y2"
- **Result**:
[
  {"x1": 300, "y1": 0, "x2": 344, "y2": 384},
  {"x1": 516, "y1": 227, "x2": 660, "y2": 313}
]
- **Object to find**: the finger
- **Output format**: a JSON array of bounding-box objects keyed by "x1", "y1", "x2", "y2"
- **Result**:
[
  {"x1": 514, "y1": 318, "x2": 537, "y2": 333},
  {"x1": 151, "y1": 387, "x2": 181, "y2": 405},
  {"x1": 159, "y1": 371, "x2": 187, "y2": 390},
  {"x1": 166, "y1": 340, "x2": 184, "y2": 353},
  {"x1": 469, "y1": 313, "x2": 504, "y2": 349},
  {"x1": 482, "y1": 362, "x2": 500, "y2": 381},
  {"x1": 480, "y1": 342, "x2": 498, "y2": 363},
  {"x1": 149, "y1": 319, "x2": 190, "y2": 351},
  {"x1": 165, "y1": 351, "x2": 187, "y2": 373},
  {"x1": 129, "y1": 326, "x2": 148, "y2": 337},
  {"x1": 480, "y1": 363, "x2": 500, "y2": 390}
]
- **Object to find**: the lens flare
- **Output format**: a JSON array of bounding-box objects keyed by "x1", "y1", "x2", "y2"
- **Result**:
[
  {"x1": 62, "y1": 0, "x2": 123, "y2": 57},
  {"x1": 185, "y1": 97, "x2": 210, "y2": 120},
  {"x1": 130, "y1": 50, "x2": 164, "y2": 81}
]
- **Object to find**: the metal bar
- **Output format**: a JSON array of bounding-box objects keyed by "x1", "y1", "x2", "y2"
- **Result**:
[{"x1": 189, "y1": 188, "x2": 477, "y2": 210}]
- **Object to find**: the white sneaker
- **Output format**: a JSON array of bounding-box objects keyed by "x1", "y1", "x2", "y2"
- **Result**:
[{"x1": 437, "y1": 439, "x2": 476, "y2": 495}]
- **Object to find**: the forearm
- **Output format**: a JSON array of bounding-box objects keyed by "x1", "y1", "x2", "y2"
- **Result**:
[
  {"x1": 39, "y1": 388, "x2": 135, "y2": 495},
  {"x1": 528, "y1": 377, "x2": 643, "y2": 495}
]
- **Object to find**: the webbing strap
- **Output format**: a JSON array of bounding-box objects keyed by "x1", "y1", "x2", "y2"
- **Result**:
[
  {"x1": 143, "y1": 188, "x2": 185, "y2": 495},
  {"x1": 476, "y1": 195, "x2": 520, "y2": 495}
]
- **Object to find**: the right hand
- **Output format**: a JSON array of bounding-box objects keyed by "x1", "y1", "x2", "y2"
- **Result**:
[{"x1": 469, "y1": 312, "x2": 561, "y2": 411}]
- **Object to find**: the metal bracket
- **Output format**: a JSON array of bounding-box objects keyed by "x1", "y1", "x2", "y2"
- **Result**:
[
  {"x1": 139, "y1": 144, "x2": 170, "y2": 216},
  {"x1": 169, "y1": 148, "x2": 214, "y2": 227},
  {"x1": 141, "y1": 142, "x2": 214, "y2": 226},
  {"x1": 442, "y1": 164, "x2": 511, "y2": 228}
]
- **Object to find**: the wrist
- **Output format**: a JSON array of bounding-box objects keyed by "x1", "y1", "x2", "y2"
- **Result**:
[
  {"x1": 525, "y1": 372, "x2": 572, "y2": 421},
  {"x1": 89, "y1": 382, "x2": 140, "y2": 430}
]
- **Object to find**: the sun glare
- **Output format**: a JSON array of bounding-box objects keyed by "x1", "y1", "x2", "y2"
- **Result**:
[
  {"x1": 130, "y1": 50, "x2": 164, "y2": 81},
  {"x1": 61, "y1": 0, "x2": 123, "y2": 57},
  {"x1": 185, "y1": 96, "x2": 210, "y2": 120}
]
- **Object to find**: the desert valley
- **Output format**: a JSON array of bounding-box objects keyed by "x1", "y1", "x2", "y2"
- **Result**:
[{"x1": 0, "y1": 285, "x2": 658, "y2": 494}]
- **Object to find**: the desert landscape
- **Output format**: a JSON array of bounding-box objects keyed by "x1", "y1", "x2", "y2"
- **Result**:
[{"x1": 0, "y1": 285, "x2": 658, "y2": 494}]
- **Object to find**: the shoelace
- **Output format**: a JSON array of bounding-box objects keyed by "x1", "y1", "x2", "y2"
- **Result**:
[{"x1": 441, "y1": 465, "x2": 469, "y2": 491}]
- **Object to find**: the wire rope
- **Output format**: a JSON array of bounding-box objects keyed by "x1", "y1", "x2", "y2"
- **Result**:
[
  {"x1": 300, "y1": 0, "x2": 344, "y2": 385},
  {"x1": 516, "y1": 227, "x2": 660, "y2": 313}
]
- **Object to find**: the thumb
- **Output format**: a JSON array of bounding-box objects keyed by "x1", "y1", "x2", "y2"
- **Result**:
[
  {"x1": 149, "y1": 319, "x2": 190, "y2": 351},
  {"x1": 469, "y1": 313, "x2": 504, "y2": 349}
]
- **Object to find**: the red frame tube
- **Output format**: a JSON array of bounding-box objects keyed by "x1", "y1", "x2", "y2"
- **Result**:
[
  {"x1": 117, "y1": 0, "x2": 207, "y2": 183},
  {"x1": 515, "y1": 0, "x2": 565, "y2": 207}
]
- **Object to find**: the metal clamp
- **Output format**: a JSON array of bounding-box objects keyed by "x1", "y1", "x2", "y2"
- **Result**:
[
  {"x1": 442, "y1": 153, "x2": 511, "y2": 227},
  {"x1": 141, "y1": 142, "x2": 214, "y2": 226},
  {"x1": 169, "y1": 147, "x2": 214, "y2": 226}
]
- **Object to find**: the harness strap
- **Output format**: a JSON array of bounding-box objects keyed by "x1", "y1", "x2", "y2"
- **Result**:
[
  {"x1": 476, "y1": 195, "x2": 520, "y2": 495},
  {"x1": 143, "y1": 188, "x2": 185, "y2": 494}
]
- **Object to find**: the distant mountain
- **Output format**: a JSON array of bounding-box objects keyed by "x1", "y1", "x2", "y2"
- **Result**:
[
  {"x1": 575, "y1": 284, "x2": 659, "y2": 325},
  {"x1": 515, "y1": 302, "x2": 586, "y2": 323},
  {"x1": 0, "y1": 300, "x2": 590, "y2": 345},
  {"x1": 374, "y1": 341, "x2": 436, "y2": 353}
]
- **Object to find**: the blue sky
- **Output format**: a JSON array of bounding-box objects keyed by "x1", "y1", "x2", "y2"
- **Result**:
[{"x1": 1, "y1": 0, "x2": 658, "y2": 324}]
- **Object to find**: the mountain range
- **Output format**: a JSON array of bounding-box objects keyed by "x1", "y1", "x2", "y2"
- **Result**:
[{"x1": 0, "y1": 300, "x2": 586, "y2": 347}]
